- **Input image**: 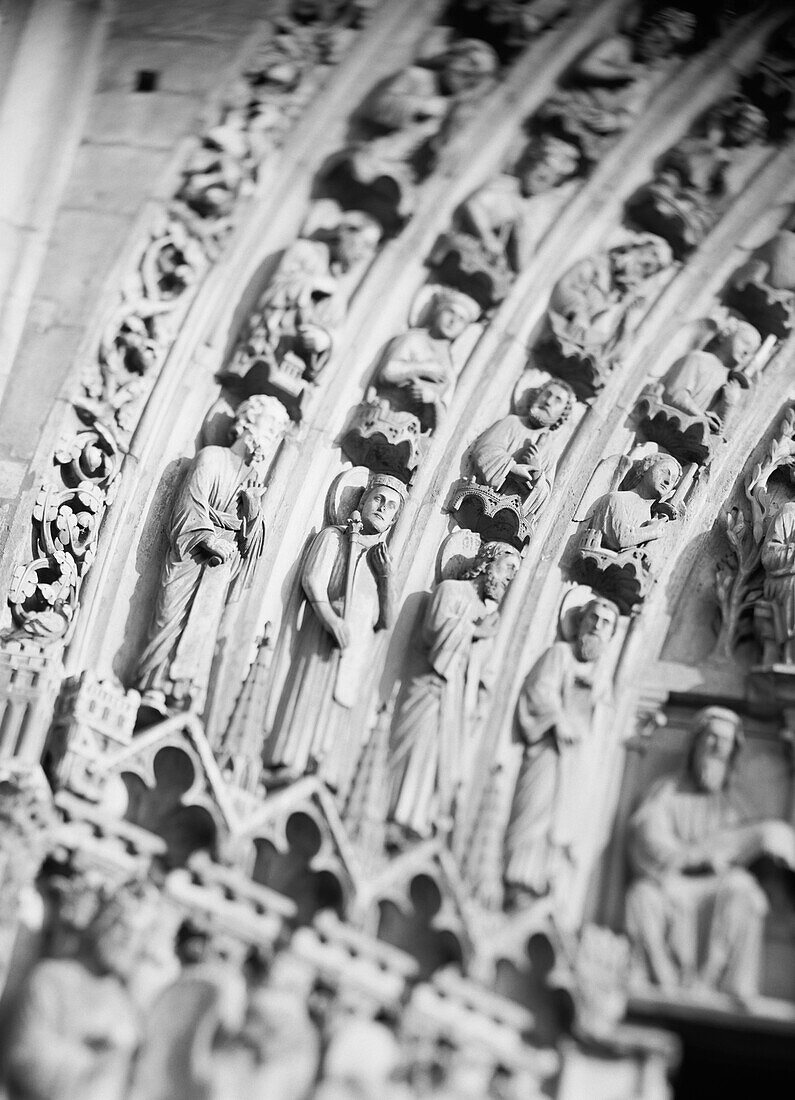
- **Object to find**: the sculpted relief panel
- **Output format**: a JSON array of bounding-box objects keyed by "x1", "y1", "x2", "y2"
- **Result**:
[{"x1": 4, "y1": 2, "x2": 795, "y2": 1098}]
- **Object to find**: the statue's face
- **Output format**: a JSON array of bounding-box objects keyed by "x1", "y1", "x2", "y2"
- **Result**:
[
  {"x1": 692, "y1": 717, "x2": 737, "y2": 793},
  {"x1": 528, "y1": 382, "x2": 570, "y2": 427},
  {"x1": 335, "y1": 219, "x2": 380, "y2": 269},
  {"x1": 642, "y1": 456, "x2": 679, "y2": 498},
  {"x1": 482, "y1": 554, "x2": 519, "y2": 602},
  {"x1": 442, "y1": 46, "x2": 495, "y2": 95},
  {"x1": 576, "y1": 601, "x2": 617, "y2": 661},
  {"x1": 92, "y1": 911, "x2": 145, "y2": 980},
  {"x1": 432, "y1": 303, "x2": 470, "y2": 341},
  {"x1": 519, "y1": 148, "x2": 578, "y2": 196},
  {"x1": 360, "y1": 485, "x2": 402, "y2": 534},
  {"x1": 731, "y1": 323, "x2": 761, "y2": 367}
]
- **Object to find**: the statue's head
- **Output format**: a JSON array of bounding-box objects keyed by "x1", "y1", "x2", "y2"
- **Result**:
[
  {"x1": 575, "y1": 596, "x2": 619, "y2": 661},
  {"x1": 613, "y1": 236, "x2": 673, "y2": 287},
  {"x1": 517, "y1": 135, "x2": 580, "y2": 196},
  {"x1": 689, "y1": 706, "x2": 743, "y2": 793},
  {"x1": 360, "y1": 473, "x2": 407, "y2": 535},
  {"x1": 428, "y1": 288, "x2": 480, "y2": 341},
  {"x1": 88, "y1": 884, "x2": 156, "y2": 981},
  {"x1": 463, "y1": 540, "x2": 521, "y2": 602},
  {"x1": 334, "y1": 210, "x2": 382, "y2": 269},
  {"x1": 233, "y1": 395, "x2": 291, "y2": 460},
  {"x1": 633, "y1": 7, "x2": 697, "y2": 64},
  {"x1": 717, "y1": 95, "x2": 767, "y2": 149},
  {"x1": 440, "y1": 38, "x2": 498, "y2": 95},
  {"x1": 525, "y1": 379, "x2": 576, "y2": 430},
  {"x1": 717, "y1": 317, "x2": 762, "y2": 368},
  {"x1": 626, "y1": 452, "x2": 682, "y2": 500}
]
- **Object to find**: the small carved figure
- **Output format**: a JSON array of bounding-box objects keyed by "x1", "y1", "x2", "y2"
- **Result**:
[
  {"x1": 637, "y1": 318, "x2": 761, "y2": 464},
  {"x1": 540, "y1": 235, "x2": 674, "y2": 397},
  {"x1": 503, "y1": 596, "x2": 618, "y2": 906},
  {"x1": 629, "y1": 95, "x2": 768, "y2": 259},
  {"x1": 264, "y1": 471, "x2": 406, "y2": 793},
  {"x1": 324, "y1": 38, "x2": 498, "y2": 231},
  {"x1": 449, "y1": 0, "x2": 570, "y2": 59},
  {"x1": 756, "y1": 502, "x2": 795, "y2": 665},
  {"x1": 342, "y1": 288, "x2": 480, "y2": 478},
  {"x1": 5, "y1": 888, "x2": 153, "y2": 1100},
  {"x1": 626, "y1": 707, "x2": 795, "y2": 1003},
  {"x1": 314, "y1": 1018, "x2": 410, "y2": 1100},
  {"x1": 729, "y1": 217, "x2": 795, "y2": 338},
  {"x1": 388, "y1": 540, "x2": 521, "y2": 839},
  {"x1": 449, "y1": 378, "x2": 576, "y2": 545},
  {"x1": 135, "y1": 396, "x2": 289, "y2": 715},
  {"x1": 429, "y1": 135, "x2": 581, "y2": 306},
  {"x1": 574, "y1": 452, "x2": 684, "y2": 611}
]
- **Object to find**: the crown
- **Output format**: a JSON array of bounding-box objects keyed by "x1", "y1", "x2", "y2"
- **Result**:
[{"x1": 366, "y1": 472, "x2": 409, "y2": 503}]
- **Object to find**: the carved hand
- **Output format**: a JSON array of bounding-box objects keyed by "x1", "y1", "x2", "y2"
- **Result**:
[
  {"x1": 202, "y1": 537, "x2": 236, "y2": 565},
  {"x1": 556, "y1": 721, "x2": 581, "y2": 745},
  {"x1": 369, "y1": 542, "x2": 392, "y2": 578},
  {"x1": 239, "y1": 488, "x2": 262, "y2": 522},
  {"x1": 327, "y1": 613, "x2": 350, "y2": 650},
  {"x1": 510, "y1": 462, "x2": 539, "y2": 486},
  {"x1": 474, "y1": 610, "x2": 501, "y2": 639}
]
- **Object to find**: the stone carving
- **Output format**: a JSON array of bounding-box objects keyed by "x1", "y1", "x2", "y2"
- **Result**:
[
  {"x1": 448, "y1": 378, "x2": 576, "y2": 547},
  {"x1": 264, "y1": 469, "x2": 406, "y2": 791},
  {"x1": 135, "y1": 396, "x2": 289, "y2": 716},
  {"x1": 322, "y1": 37, "x2": 499, "y2": 233},
  {"x1": 636, "y1": 315, "x2": 762, "y2": 465},
  {"x1": 449, "y1": 0, "x2": 571, "y2": 60},
  {"x1": 8, "y1": 420, "x2": 122, "y2": 643},
  {"x1": 5, "y1": 883, "x2": 156, "y2": 1100},
  {"x1": 573, "y1": 451, "x2": 687, "y2": 613},
  {"x1": 314, "y1": 1018, "x2": 408, "y2": 1100},
  {"x1": 538, "y1": 7, "x2": 698, "y2": 168},
  {"x1": 626, "y1": 706, "x2": 795, "y2": 1003},
  {"x1": 225, "y1": 203, "x2": 382, "y2": 418},
  {"x1": 342, "y1": 287, "x2": 481, "y2": 480},
  {"x1": 756, "y1": 501, "x2": 795, "y2": 666},
  {"x1": 503, "y1": 595, "x2": 618, "y2": 908},
  {"x1": 629, "y1": 94, "x2": 769, "y2": 260},
  {"x1": 741, "y1": 17, "x2": 795, "y2": 141},
  {"x1": 569, "y1": 924, "x2": 631, "y2": 1042},
  {"x1": 388, "y1": 538, "x2": 521, "y2": 840},
  {"x1": 538, "y1": 234, "x2": 674, "y2": 398},
  {"x1": 429, "y1": 135, "x2": 581, "y2": 307},
  {"x1": 728, "y1": 214, "x2": 795, "y2": 338}
]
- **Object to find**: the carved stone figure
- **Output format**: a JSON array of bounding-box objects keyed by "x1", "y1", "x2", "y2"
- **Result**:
[
  {"x1": 756, "y1": 502, "x2": 795, "y2": 665},
  {"x1": 629, "y1": 94, "x2": 768, "y2": 259},
  {"x1": 314, "y1": 1018, "x2": 409, "y2": 1100},
  {"x1": 539, "y1": 235, "x2": 674, "y2": 397},
  {"x1": 539, "y1": 7, "x2": 698, "y2": 167},
  {"x1": 264, "y1": 471, "x2": 406, "y2": 792},
  {"x1": 429, "y1": 135, "x2": 581, "y2": 307},
  {"x1": 636, "y1": 318, "x2": 762, "y2": 464},
  {"x1": 388, "y1": 540, "x2": 521, "y2": 839},
  {"x1": 449, "y1": 0, "x2": 570, "y2": 59},
  {"x1": 323, "y1": 38, "x2": 498, "y2": 231},
  {"x1": 626, "y1": 707, "x2": 795, "y2": 1003},
  {"x1": 449, "y1": 378, "x2": 576, "y2": 545},
  {"x1": 342, "y1": 288, "x2": 480, "y2": 479},
  {"x1": 5, "y1": 887, "x2": 153, "y2": 1100},
  {"x1": 574, "y1": 452, "x2": 685, "y2": 611},
  {"x1": 135, "y1": 396, "x2": 289, "y2": 715},
  {"x1": 729, "y1": 217, "x2": 795, "y2": 338},
  {"x1": 503, "y1": 596, "x2": 618, "y2": 907}
]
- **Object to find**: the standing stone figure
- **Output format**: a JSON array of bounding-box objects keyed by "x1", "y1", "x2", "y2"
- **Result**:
[
  {"x1": 265, "y1": 472, "x2": 407, "y2": 792},
  {"x1": 757, "y1": 502, "x2": 795, "y2": 665},
  {"x1": 388, "y1": 541, "x2": 521, "y2": 838},
  {"x1": 503, "y1": 596, "x2": 619, "y2": 906},
  {"x1": 135, "y1": 396, "x2": 289, "y2": 714},
  {"x1": 626, "y1": 706, "x2": 795, "y2": 1003}
]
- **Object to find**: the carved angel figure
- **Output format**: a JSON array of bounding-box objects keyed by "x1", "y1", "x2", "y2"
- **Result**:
[
  {"x1": 264, "y1": 470, "x2": 406, "y2": 793},
  {"x1": 729, "y1": 216, "x2": 795, "y2": 338},
  {"x1": 626, "y1": 706, "x2": 795, "y2": 1003},
  {"x1": 135, "y1": 396, "x2": 289, "y2": 715},
  {"x1": 388, "y1": 540, "x2": 521, "y2": 839},
  {"x1": 542, "y1": 234, "x2": 674, "y2": 396},
  {"x1": 324, "y1": 38, "x2": 498, "y2": 230},
  {"x1": 629, "y1": 94, "x2": 768, "y2": 259},
  {"x1": 429, "y1": 134, "x2": 581, "y2": 306},
  {"x1": 503, "y1": 596, "x2": 618, "y2": 906}
]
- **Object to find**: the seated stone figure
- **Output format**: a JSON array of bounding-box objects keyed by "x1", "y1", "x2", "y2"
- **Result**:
[
  {"x1": 539, "y1": 7, "x2": 698, "y2": 167},
  {"x1": 342, "y1": 288, "x2": 480, "y2": 479},
  {"x1": 448, "y1": 378, "x2": 575, "y2": 545},
  {"x1": 626, "y1": 706, "x2": 795, "y2": 1004},
  {"x1": 637, "y1": 317, "x2": 761, "y2": 464},
  {"x1": 630, "y1": 94, "x2": 768, "y2": 259},
  {"x1": 323, "y1": 38, "x2": 498, "y2": 232},
  {"x1": 540, "y1": 234, "x2": 674, "y2": 396},
  {"x1": 755, "y1": 502, "x2": 795, "y2": 666},
  {"x1": 729, "y1": 217, "x2": 795, "y2": 338},
  {"x1": 574, "y1": 451, "x2": 684, "y2": 611},
  {"x1": 429, "y1": 134, "x2": 581, "y2": 306}
]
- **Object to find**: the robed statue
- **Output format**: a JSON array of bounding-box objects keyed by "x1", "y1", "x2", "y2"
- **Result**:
[
  {"x1": 264, "y1": 469, "x2": 407, "y2": 793},
  {"x1": 135, "y1": 395, "x2": 289, "y2": 714},
  {"x1": 388, "y1": 539, "x2": 521, "y2": 839}
]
